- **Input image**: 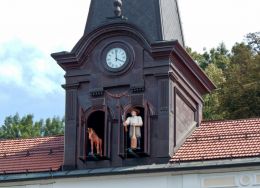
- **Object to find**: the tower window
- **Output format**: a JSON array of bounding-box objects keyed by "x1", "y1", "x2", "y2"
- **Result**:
[
  {"x1": 86, "y1": 111, "x2": 105, "y2": 157},
  {"x1": 78, "y1": 108, "x2": 112, "y2": 161},
  {"x1": 119, "y1": 104, "x2": 151, "y2": 158}
]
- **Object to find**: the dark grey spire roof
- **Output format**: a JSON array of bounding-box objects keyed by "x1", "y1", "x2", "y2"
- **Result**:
[{"x1": 84, "y1": 0, "x2": 185, "y2": 46}]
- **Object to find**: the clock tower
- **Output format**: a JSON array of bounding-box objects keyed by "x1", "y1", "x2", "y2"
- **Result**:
[{"x1": 52, "y1": 0, "x2": 215, "y2": 170}]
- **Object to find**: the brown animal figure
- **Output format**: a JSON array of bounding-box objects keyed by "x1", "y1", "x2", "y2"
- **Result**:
[{"x1": 87, "y1": 128, "x2": 103, "y2": 156}]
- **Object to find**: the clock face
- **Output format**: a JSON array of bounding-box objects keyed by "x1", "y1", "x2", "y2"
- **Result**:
[
  {"x1": 106, "y1": 48, "x2": 127, "y2": 69},
  {"x1": 101, "y1": 42, "x2": 134, "y2": 74}
]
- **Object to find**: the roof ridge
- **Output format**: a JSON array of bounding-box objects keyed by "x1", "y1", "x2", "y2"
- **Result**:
[
  {"x1": 187, "y1": 132, "x2": 260, "y2": 143},
  {"x1": 0, "y1": 146, "x2": 64, "y2": 155},
  {"x1": 192, "y1": 131, "x2": 260, "y2": 137},
  {"x1": 201, "y1": 117, "x2": 260, "y2": 124},
  {"x1": 171, "y1": 154, "x2": 260, "y2": 163},
  {"x1": 0, "y1": 135, "x2": 64, "y2": 142}
]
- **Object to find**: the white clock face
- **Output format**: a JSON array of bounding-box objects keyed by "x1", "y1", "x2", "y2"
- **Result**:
[{"x1": 106, "y1": 48, "x2": 127, "y2": 69}]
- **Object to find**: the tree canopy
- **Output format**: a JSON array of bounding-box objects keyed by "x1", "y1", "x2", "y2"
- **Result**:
[
  {"x1": 0, "y1": 113, "x2": 64, "y2": 139},
  {"x1": 188, "y1": 32, "x2": 260, "y2": 120}
]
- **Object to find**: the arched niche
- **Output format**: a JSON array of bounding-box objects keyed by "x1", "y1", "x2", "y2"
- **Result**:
[
  {"x1": 118, "y1": 103, "x2": 151, "y2": 158},
  {"x1": 78, "y1": 106, "x2": 112, "y2": 161}
]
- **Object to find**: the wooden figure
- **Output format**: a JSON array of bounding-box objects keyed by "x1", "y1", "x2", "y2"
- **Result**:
[{"x1": 87, "y1": 128, "x2": 103, "y2": 156}]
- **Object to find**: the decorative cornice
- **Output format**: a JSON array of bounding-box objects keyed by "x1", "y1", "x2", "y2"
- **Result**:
[
  {"x1": 51, "y1": 23, "x2": 176, "y2": 71},
  {"x1": 62, "y1": 83, "x2": 80, "y2": 90},
  {"x1": 150, "y1": 40, "x2": 176, "y2": 59},
  {"x1": 51, "y1": 52, "x2": 79, "y2": 71},
  {"x1": 154, "y1": 73, "x2": 169, "y2": 78},
  {"x1": 130, "y1": 84, "x2": 145, "y2": 93},
  {"x1": 168, "y1": 71, "x2": 179, "y2": 82},
  {"x1": 90, "y1": 88, "x2": 104, "y2": 97},
  {"x1": 170, "y1": 42, "x2": 216, "y2": 95}
]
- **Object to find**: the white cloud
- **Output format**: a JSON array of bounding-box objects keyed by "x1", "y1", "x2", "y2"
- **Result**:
[
  {"x1": 0, "y1": 62, "x2": 23, "y2": 86},
  {"x1": 0, "y1": 39, "x2": 64, "y2": 97},
  {"x1": 30, "y1": 76, "x2": 61, "y2": 95},
  {"x1": 0, "y1": 0, "x2": 91, "y2": 101}
]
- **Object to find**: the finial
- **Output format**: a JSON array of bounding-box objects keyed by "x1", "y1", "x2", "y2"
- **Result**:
[
  {"x1": 114, "y1": 0, "x2": 122, "y2": 17},
  {"x1": 107, "y1": 0, "x2": 127, "y2": 20}
]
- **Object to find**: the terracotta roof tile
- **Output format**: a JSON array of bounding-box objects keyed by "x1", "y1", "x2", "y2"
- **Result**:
[
  {"x1": 1, "y1": 118, "x2": 259, "y2": 174},
  {"x1": 0, "y1": 136, "x2": 64, "y2": 174},
  {"x1": 171, "y1": 118, "x2": 260, "y2": 162}
]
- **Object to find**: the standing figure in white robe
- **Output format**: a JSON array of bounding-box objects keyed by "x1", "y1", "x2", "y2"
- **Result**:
[{"x1": 123, "y1": 108, "x2": 143, "y2": 149}]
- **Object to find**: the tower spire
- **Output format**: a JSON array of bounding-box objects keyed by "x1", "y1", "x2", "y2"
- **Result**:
[{"x1": 85, "y1": 0, "x2": 185, "y2": 46}]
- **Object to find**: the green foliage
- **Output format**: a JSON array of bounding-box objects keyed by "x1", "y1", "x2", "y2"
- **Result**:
[
  {"x1": 203, "y1": 64, "x2": 226, "y2": 120},
  {"x1": 42, "y1": 117, "x2": 65, "y2": 136},
  {"x1": 245, "y1": 32, "x2": 260, "y2": 54},
  {"x1": 187, "y1": 32, "x2": 260, "y2": 120},
  {"x1": 208, "y1": 43, "x2": 230, "y2": 70},
  {"x1": 0, "y1": 114, "x2": 64, "y2": 139},
  {"x1": 186, "y1": 47, "x2": 208, "y2": 69},
  {"x1": 186, "y1": 43, "x2": 230, "y2": 70},
  {"x1": 220, "y1": 42, "x2": 260, "y2": 119}
]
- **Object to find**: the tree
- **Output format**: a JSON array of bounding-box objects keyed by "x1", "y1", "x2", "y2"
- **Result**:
[
  {"x1": 203, "y1": 64, "x2": 226, "y2": 120},
  {"x1": 0, "y1": 114, "x2": 64, "y2": 139},
  {"x1": 0, "y1": 113, "x2": 42, "y2": 139},
  {"x1": 245, "y1": 32, "x2": 260, "y2": 54},
  {"x1": 186, "y1": 43, "x2": 230, "y2": 70},
  {"x1": 187, "y1": 33, "x2": 260, "y2": 120},
  {"x1": 208, "y1": 43, "x2": 230, "y2": 70},
  {"x1": 42, "y1": 116, "x2": 65, "y2": 136},
  {"x1": 186, "y1": 47, "x2": 208, "y2": 69},
  {"x1": 220, "y1": 42, "x2": 260, "y2": 119}
]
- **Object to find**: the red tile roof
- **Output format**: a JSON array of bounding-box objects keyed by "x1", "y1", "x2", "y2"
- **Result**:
[
  {"x1": 0, "y1": 136, "x2": 64, "y2": 174},
  {"x1": 0, "y1": 118, "x2": 259, "y2": 174},
  {"x1": 171, "y1": 118, "x2": 260, "y2": 162}
]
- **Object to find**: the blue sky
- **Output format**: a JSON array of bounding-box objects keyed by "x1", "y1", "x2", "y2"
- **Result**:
[
  {"x1": 0, "y1": 39, "x2": 65, "y2": 123},
  {"x1": 0, "y1": 0, "x2": 259, "y2": 125}
]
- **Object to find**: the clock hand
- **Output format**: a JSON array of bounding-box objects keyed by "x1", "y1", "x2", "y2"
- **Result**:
[
  {"x1": 117, "y1": 58, "x2": 125, "y2": 63},
  {"x1": 115, "y1": 49, "x2": 118, "y2": 61}
]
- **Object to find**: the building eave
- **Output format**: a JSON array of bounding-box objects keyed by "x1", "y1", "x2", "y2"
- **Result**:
[{"x1": 1, "y1": 157, "x2": 260, "y2": 183}]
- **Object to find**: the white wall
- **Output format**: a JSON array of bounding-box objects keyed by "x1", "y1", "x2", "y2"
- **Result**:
[{"x1": 1, "y1": 168, "x2": 260, "y2": 188}]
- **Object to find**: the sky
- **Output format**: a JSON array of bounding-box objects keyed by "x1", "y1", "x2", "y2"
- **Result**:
[{"x1": 0, "y1": 0, "x2": 259, "y2": 125}]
